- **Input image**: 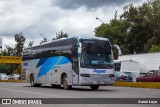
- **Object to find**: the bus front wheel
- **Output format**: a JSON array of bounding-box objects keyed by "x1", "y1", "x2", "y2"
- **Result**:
[
  {"x1": 52, "y1": 84, "x2": 61, "y2": 88},
  {"x1": 62, "y1": 75, "x2": 72, "y2": 90},
  {"x1": 90, "y1": 85, "x2": 99, "y2": 90},
  {"x1": 30, "y1": 74, "x2": 41, "y2": 87}
]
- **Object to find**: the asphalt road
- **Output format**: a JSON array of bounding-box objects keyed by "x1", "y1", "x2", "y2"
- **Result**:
[{"x1": 0, "y1": 82, "x2": 159, "y2": 107}]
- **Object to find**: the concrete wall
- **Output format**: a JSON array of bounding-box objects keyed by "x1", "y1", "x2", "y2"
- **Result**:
[{"x1": 118, "y1": 52, "x2": 160, "y2": 73}]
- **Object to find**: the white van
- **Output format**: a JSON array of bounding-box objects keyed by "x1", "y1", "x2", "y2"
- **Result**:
[{"x1": 114, "y1": 60, "x2": 140, "y2": 78}]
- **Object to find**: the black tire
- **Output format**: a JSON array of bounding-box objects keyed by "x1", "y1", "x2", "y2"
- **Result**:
[
  {"x1": 30, "y1": 74, "x2": 35, "y2": 86},
  {"x1": 30, "y1": 74, "x2": 41, "y2": 87},
  {"x1": 90, "y1": 85, "x2": 99, "y2": 90},
  {"x1": 137, "y1": 79, "x2": 140, "y2": 82},
  {"x1": 62, "y1": 75, "x2": 72, "y2": 90},
  {"x1": 52, "y1": 84, "x2": 61, "y2": 88}
]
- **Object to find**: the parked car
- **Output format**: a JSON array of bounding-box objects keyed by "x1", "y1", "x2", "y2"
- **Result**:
[
  {"x1": 0, "y1": 73, "x2": 9, "y2": 80},
  {"x1": 136, "y1": 70, "x2": 160, "y2": 82},
  {"x1": 12, "y1": 74, "x2": 20, "y2": 80},
  {"x1": 114, "y1": 71, "x2": 136, "y2": 82}
]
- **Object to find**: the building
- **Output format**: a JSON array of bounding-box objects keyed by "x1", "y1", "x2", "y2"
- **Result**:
[{"x1": 118, "y1": 52, "x2": 160, "y2": 74}]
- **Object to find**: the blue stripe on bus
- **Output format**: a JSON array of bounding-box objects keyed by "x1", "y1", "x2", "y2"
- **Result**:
[
  {"x1": 78, "y1": 53, "x2": 80, "y2": 57},
  {"x1": 58, "y1": 57, "x2": 70, "y2": 65},
  {"x1": 37, "y1": 56, "x2": 70, "y2": 78},
  {"x1": 36, "y1": 58, "x2": 48, "y2": 68}
]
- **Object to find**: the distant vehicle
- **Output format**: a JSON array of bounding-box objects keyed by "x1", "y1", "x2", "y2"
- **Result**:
[
  {"x1": 118, "y1": 52, "x2": 160, "y2": 74},
  {"x1": 0, "y1": 73, "x2": 9, "y2": 80},
  {"x1": 114, "y1": 60, "x2": 140, "y2": 78},
  {"x1": 12, "y1": 74, "x2": 20, "y2": 80},
  {"x1": 114, "y1": 71, "x2": 135, "y2": 82},
  {"x1": 136, "y1": 70, "x2": 160, "y2": 82}
]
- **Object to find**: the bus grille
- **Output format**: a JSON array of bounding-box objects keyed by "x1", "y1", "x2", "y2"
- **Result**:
[{"x1": 90, "y1": 74, "x2": 109, "y2": 79}]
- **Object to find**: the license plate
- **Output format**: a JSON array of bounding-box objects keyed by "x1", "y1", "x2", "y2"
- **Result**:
[{"x1": 97, "y1": 81, "x2": 101, "y2": 84}]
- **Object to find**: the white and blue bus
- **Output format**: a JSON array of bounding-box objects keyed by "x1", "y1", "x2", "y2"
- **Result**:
[{"x1": 22, "y1": 36, "x2": 115, "y2": 90}]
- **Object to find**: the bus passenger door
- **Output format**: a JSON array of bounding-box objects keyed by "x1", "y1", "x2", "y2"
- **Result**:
[
  {"x1": 71, "y1": 46, "x2": 79, "y2": 85},
  {"x1": 72, "y1": 61, "x2": 79, "y2": 85}
]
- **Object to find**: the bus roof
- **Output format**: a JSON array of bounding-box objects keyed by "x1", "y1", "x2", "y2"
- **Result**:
[
  {"x1": 25, "y1": 36, "x2": 109, "y2": 50},
  {"x1": 77, "y1": 36, "x2": 109, "y2": 41}
]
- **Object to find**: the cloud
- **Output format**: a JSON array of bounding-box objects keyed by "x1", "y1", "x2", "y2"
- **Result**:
[
  {"x1": 0, "y1": 0, "x2": 147, "y2": 49},
  {"x1": 53, "y1": 0, "x2": 140, "y2": 10}
]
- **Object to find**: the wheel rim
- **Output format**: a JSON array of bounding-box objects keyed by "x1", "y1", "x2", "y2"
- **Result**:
[
  {"x1": 91, "y1": 85, "x2": 99, "y2": 90},
  {"x1": 64, "y1": 77, "x2": 68, "y2": 88},
  {"x1": 31, "y1": 76, "x2": 34, "y2": 86}
]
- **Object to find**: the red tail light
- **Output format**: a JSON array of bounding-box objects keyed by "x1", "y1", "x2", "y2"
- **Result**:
[{"x1": 120, "y1": 73, "x2": 123, "y2": 80}]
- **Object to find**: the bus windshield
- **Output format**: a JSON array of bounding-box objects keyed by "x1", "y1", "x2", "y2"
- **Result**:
[{"x1": 80, "y1": 39, "x2": 114, "y2": 69}]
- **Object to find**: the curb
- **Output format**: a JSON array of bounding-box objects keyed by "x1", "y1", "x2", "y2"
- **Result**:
[
  {"x1": 114, "y1": 81, "x2": 160, "y2": 89},
  {"x1": 0, "y1": 80, "x2": 23, "y2": 83}
]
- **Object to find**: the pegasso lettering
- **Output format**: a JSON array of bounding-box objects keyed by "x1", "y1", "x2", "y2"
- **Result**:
[{"x1": 93, "y1": 69, "x2": 106, "y2": 74}]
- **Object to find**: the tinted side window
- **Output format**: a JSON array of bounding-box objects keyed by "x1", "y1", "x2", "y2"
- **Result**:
[
  {"x1": 22, "y1": 38, "x2": 78, "y2": 61},
  {"x1": 114, "y1": 63, "x2": 121, "y2": 71},
  {"x1": 158, "y1": 71, "x2": 160, "y2": 76}
]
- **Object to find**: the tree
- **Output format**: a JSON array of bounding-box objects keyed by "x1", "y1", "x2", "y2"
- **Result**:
[
  {"x1": 120, "y1": 0, "x2": 160, "y2": 53},
  {"x1": 27, "y1": 41, "x2": 34, "y2": 48},
  {"x1": 95, "y1": 0, "x2": 160, "y2": 54},
  {"x1": 14, "y1": 32, "x2": 26, "y2": 56},
  {"x1": 0, "y1": 33, "x2": 25, "y2": 74},
  {"x1": 40, "y1": 37, "x2": 47, "y2": 44},
  {"x1": 149, "y1": 45, "x2": 160, "y2": 52},
  {"x1": 95, "y1": 19, "x2": 129, "y2": 54},
  {"x1": 52, "y1": 30, "x2": 68, "y2": 40},
  {"x1": 3, "y1": 45, "x2": 15, "y2": 56}
]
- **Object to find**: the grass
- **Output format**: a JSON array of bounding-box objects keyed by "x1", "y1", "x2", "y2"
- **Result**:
[
  {"x1": 0, "y1": 80, "x2": 23, "y2": 83},
  {"x1": 114, "y1": 81, "x2": 160, "y2": 89}
]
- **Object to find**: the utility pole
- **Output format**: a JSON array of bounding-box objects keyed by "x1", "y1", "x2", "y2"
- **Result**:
[{"x1": 0, "y1": 38, "x2": 2, "y2": 56}]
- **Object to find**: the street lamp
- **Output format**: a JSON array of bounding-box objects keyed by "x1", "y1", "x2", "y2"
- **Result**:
[
  {"x1": 40, "y1": 34, "x2": 46, "y2": 38},
  {"x1": 96, "y1": 17, "x2": 105, "y2": 24},
  {"x1": 40, "y1": 34, "x2": 47, "y2": 44}
]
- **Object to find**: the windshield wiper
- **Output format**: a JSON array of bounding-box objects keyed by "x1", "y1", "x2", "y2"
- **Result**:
[{"x1": 91, "y1": 64, "x2": 114, "y2": 68}]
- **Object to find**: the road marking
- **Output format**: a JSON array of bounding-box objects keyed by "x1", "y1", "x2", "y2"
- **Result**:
[
  {"x1": 87, "y1": 104, "x2": 106, "y2": 107},
  {"x1": 39, "y1": 96, "x2": 48, "y2": 98}
]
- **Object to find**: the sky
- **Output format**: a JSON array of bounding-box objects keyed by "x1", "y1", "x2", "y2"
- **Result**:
[{"x1": 0, "y1": 0, "x2": 147, "y2": 49}]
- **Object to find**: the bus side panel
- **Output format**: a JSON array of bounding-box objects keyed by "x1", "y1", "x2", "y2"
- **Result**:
[
  {"x1": 72, "y1": 71, "x2": 79, "y2": 85},
  {"x1": 46, "y1": 69, "x2": 54, "y2": 84},
  {"x1": 34, "y1": 56, "x2": 73, "y2": 85},
  {"x1": 23, "y1": 59, "x2": 46, "y2": 84},
  {"x1": 51, "y1": 64, "x2": 79, "y2": 86},
  {"x1": 56, "y1": 64, "x2": 73, "y2": 85},
  {"x1": 45, "y1": 64, "x2": 73, "y2": 85},
  {"x1": 23, "y1": 60, "x2": 37, "y2": 83}
]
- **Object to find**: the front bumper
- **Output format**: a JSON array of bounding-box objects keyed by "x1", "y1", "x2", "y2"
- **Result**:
[{"x1": 79, "y1": 77, "x2": 115, "y2": 86}]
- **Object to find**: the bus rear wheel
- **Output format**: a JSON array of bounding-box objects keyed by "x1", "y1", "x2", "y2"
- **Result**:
[
  {"x1": 30, "y1": 74, "x2": 41, "y2": 87},
  {"x1": 62, "y1": 75, "x2": 72, "y2": 90},
  {"x1": 52, "y1": 84, "x2": 61, "y2": 88},
  {"x1": 90, "y1": 85, "x2": 99, "y2": 90}
]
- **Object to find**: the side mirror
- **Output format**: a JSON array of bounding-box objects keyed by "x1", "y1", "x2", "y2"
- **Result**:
[
  {"x1": 73, "y1": 57, "x2": 78, "y2": 63},
  {"x1": 112, "y1": 44, "x2": 122, "y2": 56},
  {"x1": 82, "y1": 47, "x2": 86, "y2": 51}
]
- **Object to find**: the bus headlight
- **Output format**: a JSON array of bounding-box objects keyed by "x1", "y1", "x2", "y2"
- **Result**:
[
  {"x1": 80, "y1": 74, "x2": 90, "y2": 77},
  {"x1": 109, "y1": 74, "x2": 114, "y2": 77}
]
